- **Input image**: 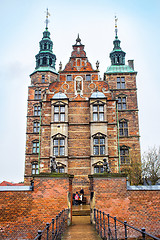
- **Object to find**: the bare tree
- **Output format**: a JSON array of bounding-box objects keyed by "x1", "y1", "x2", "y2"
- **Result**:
[{"x1": 142, "y1": 146, "x2": 160, "y2": 185}]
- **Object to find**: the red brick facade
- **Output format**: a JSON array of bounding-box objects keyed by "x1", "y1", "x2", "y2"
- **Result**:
[
  {"x1": 24, "y1": 32, "x2": 140, "y2": 202},
  {"x1": 90, "y1": 176, "x2": 160, "y2": 237},
  {"x1": 0, "y1": 176, "x2": 72, "y2": 239}
]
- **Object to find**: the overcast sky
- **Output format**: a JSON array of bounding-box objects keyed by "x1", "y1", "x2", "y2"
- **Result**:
[{"x1": 0, "y1": 0, "x2": 160, "y2": 183}]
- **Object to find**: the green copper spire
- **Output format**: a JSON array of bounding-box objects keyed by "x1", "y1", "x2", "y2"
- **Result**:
[
  {"x1": 110, "y1": 16, "x2": 126, "y2": 66},
  {"x1": 34, "y1": 9, "x2": 57, "y2": 74}
]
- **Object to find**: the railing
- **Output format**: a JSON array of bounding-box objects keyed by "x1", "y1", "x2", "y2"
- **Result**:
[
  {"x1": 94, "y1": 208, "x2": 160, "y2": 240},
  {"x1": 34, "y1": 208, "x2": 69, "y2": 240}
]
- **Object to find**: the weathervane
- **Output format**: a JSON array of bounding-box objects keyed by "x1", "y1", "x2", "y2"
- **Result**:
[
  {"x1": 115, "y1": 15, "x2": 118, "y2": 38},
  {"x1": 45, "y1": 8, "x2": 50, "y2": 30}
]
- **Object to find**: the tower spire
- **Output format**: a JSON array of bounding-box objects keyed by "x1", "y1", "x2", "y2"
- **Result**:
[
  {"x1": 115, "y1": 16, "x2": 118, "y2": 39},
  {"x1": 45, "y1": 8, "x2": 50, "y2": 30}
]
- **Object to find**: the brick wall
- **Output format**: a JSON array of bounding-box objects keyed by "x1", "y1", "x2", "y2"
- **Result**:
[
  {"x1": 90, "y1": 175, "x2": 160, "y2": 237},
  {"x1": 0, "y1": 175, "x2": 72, "y2": 239}
]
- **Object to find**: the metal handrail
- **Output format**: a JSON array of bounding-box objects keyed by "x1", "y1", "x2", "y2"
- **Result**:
[
  {"x1": 94, "y1": 208, "x2": 160, "y2": 240},
  {"x1": 33, "y1": 208, "x2": 69, "y2": 240}
]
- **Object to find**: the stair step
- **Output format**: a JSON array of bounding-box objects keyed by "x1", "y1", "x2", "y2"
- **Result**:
[{"x1": 72, "y1": 210, "x2": 90, "y2": 216}]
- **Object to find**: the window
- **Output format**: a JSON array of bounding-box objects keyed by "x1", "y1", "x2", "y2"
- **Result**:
[
  {"x1": 86, "y1": 74, "x2": 91, "y2": 81},
  {"x1": 118, "y1": 96, "x2": 126, "y2": 110},
  {"x1": 57, "y1": 166, "x2": 65, "y2": 173},
  {"x1": 33, "y1": 121, "x2": 40, "y2": 133},
  {"x1": 32, "y1": 162, "x2": 38, "y2": 174},
  {"x1": 94, "y1": 165, "x2": 104, "y2": 173},
  {"x1": 54, "y1": 105, "x2": 65, "y2": 122},
  {"x1": 93, "y1": 136, "x2": 105, "y2": 155},
  {"x1": 120, "y1": 146, "x2": 130, "y2": 165},
  {"x1": 32, "y1": 141, "x2": 39, "y2": 154},
  {"x1": 35, "y1": 89, "x2": 41, "y2": 100},
  {"x1": 42, "y1": 75, "x2": 45, "y2": 83},
  {"x1": 93, "y1": 104, "x2": 104, "y2": 121},
  {"x1": 117, "y1": 77, "x2": 125, "y2": 89},
  {"x1": 67, "y1": 75, "x2": 72, "y2": 81},
  {"x1": 119, "y1": 120, "x2": 128, "y2": 136},
  {"x1": 34, "y1": 105, "x2": 41, "y2": 116},
  {"x1": 53, "y1": 138, "x2": 65, "y2": 156}
]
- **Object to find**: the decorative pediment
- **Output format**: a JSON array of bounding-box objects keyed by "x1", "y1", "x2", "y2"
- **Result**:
[
  {"x1": 92, "y1": 132, "x2": 107, "y2": 138},
  {"x1": 52, "y1": 133, "x2": 66, "y2": 138},
  {"x1": 92, "y1": 161, "x2": 103, "y2": 166},
  {"x1": 90, "y1": 99, "x2": 105, "y2": 105},
  {"x1": 56, "y1": 162, "x2": 66, "y2": 167}
]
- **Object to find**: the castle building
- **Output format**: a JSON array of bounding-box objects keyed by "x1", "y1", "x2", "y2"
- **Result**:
[{"x1": 24, "y1": 15, "x2": 141, "y2": 197}]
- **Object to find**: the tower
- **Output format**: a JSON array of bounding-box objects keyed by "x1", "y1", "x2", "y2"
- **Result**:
[
  {"x1": 24, "y1": 11, "x2": 58, "y2": 184},
  {"x1": 105, "y1": 17, "x2": 141, "y2": 171}
]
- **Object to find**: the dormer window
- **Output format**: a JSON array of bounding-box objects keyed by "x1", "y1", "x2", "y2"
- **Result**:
[{"x1": 93, "y1": 104, "x2": 104, "y2": 121}]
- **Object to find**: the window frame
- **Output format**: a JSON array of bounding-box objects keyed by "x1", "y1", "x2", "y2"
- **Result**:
[
  {"x1": 118, "y1": 96, "x2": 126, "y2": 110},
  {"x1": 119, "y1": 120, "x2": 128, "y2": 136},
  {"x1": 42, "y1": 75, "x2": 45, "y2": 83},
  {"x1": 33, "y1": 121, "x2": 40, "y2": 133},
  {"x1": 34, "y1": 104, "x2": 41, "y2": 116},
  {"x1": 93, "y1": 135, "x2": 105, "y2": 156},
  {"x1": 32, "y1": 162, "x2": 39, "y2": 175},
  {"x1": 34, "y1": 89, "x2": 41, "y2": 100},
  {"x1": 117, "y1": 77, "x2": 125, "y2": 89},
  {"x1": 93, "y1": 104, "x2": 104, "y2": 121},
  {"x1": 86, "y1": 74, "x2": 91, "y2": 81},
  {"x1": 32, "y1": 141, "x2": 39, "y2": 154},
  {"x1": 120, "y1": 146, "x2": 130, "y2": 165},
  {"x1": 53, "y1": 137, "x2": 65, "y2": 156},
  {"x1": 54, "y1": 105, "x2": 65, "y2": 122},
  {"x1": 67, "y1": 75, "x2": 72, "y2": 81}
]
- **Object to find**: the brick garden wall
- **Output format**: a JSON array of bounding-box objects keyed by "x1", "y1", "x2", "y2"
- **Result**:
[
  {"x1": 90, "y1": 176, "x2": 160, "y2": 237},
  {"x1": 0, "y1": 175, "x2": 72, "y2": 239}
]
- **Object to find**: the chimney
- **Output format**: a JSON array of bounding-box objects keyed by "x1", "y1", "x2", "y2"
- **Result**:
[{"x1": 128, "y1": 60, "x2": 134, "y2": 70}]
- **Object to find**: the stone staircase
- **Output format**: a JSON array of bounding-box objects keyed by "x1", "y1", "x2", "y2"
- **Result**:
[{"x1": 72, "y1": 205, "x2": 90, "y2": 216}]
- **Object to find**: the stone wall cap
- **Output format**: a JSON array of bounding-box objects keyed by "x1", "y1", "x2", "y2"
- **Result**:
[
  {"x1": 88, "y1": 173, "x2": 127, "y2": 178},
  {"x1": 32, "y1": 173, "x2": 74, "y2": 178},
  {"x1": 0, "y1": 186, "x2": 32, "y2": 191}
]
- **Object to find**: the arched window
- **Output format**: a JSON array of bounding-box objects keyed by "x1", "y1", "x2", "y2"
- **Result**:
[
  {"x1": 120, "y1": 146, "x2": 130, "y2": 165},
  {"x1": 32, "y1": 162, "x2": 38, "y2": 174},
  {"x1": 34, "y1": 89, "x2": 41, "y2": 100},
  {"x1": 53, "y1": 137, "x2": 65, "y2": 156},
  {"x1": 119, "y1": 120, "x2": 128, "y2": 136},
  {"x1": 93, "y1": 134, "x2": 105, "y2": 155}
]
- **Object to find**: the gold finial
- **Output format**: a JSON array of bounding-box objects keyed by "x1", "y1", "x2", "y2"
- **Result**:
[
  {"x1": 45, "y1": 8, "x2": 50, "y2": 30},
  {"x1": 115, "y1": 15, "x2": 118, "y2": 38}
]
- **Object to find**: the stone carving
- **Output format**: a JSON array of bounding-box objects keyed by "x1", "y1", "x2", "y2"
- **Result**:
[{"x1": 50, "y1": 156, "x2": 57, "y2": 173}]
